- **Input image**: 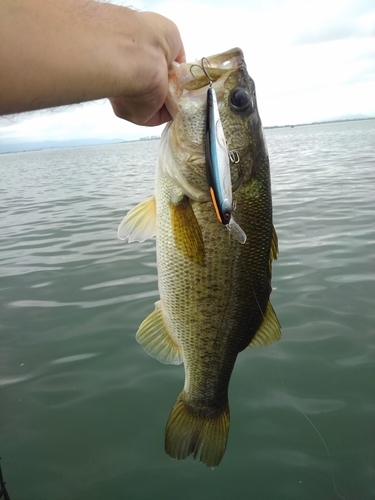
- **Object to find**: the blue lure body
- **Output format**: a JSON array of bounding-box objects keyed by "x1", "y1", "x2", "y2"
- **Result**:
[{"x1": 205, "y1": 86, "x2": 246, "y2": 244}]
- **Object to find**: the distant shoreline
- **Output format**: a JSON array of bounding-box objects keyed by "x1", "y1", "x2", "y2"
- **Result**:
[
  {"x1": 1, "y1": 117, "x2": 374, "y2": 154},
  {"x1": 264, "y1": 116, "x2": 375, "y2": 130}
]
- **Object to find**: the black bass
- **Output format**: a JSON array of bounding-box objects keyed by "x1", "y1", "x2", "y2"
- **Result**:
[{"x1": 118, "y1": 48, "x2": 281, "y2": 467}]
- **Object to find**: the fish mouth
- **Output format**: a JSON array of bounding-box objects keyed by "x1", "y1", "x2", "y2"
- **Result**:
[
  {"x1": 185, "y1": 47, "x2": 246, "y2": 89},
  {"x1": 166, "y1": 48, "x2": 247, "y2": 118},
  {"x1": 204, "y1": 47, "x2": 245, "y2": 71}
]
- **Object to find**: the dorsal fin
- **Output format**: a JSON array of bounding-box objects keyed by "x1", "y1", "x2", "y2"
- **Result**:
[
  {"x1": 247, "y1": 301, "x2": 281, "y2": 348},
  {"x1": 269, "y1": 225, "x2": 279, "y2": 275}
]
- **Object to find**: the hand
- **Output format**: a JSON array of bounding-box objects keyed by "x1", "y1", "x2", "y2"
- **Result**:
[
  {"x1": 110, "y1": 12, "x2": 185, "y2": 126},
  {"x1": 0, "y1": 1, "x2": 185, "y2": 125}
]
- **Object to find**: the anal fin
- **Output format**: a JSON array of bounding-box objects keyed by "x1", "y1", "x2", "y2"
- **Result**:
[{"x1": 136, "y1": 301, "x2": 183, "y2": 365}]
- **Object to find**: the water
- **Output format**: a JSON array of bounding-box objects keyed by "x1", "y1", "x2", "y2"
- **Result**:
[{"x1": 1, "y1": 120, "x2": 374, "y2": 499}]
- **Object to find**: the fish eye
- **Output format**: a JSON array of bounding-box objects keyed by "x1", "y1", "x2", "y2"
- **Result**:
[{"x1": 229, "y1": 88, "x2": 253, "y2": 115}]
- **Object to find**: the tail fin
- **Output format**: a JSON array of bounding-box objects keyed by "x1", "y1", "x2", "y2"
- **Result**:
[{"x1": 165, "y1": 392, "x2": 230, "y2": 468}]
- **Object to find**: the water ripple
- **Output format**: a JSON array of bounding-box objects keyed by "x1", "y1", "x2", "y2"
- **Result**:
[
  {"x1": 1, "y1": 126, "x2": 374, "y2": 499},
  {"x1": 51, "y1": 353, "x2": 99, "y2": 365},
  {"x1": 9, "y1": 289, "x2": 159, "y2": 309}
]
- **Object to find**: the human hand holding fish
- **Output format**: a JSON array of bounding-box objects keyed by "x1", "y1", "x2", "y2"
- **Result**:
[
  {"x1": 119, "y1": 48, "x2": 281, "y2": 467},
  {"x1": 109, "y1": 12, "x2": 185, "y2": 126},
  {"x1": 0, "y1": 0, "x2": 185, "y2": 126}
]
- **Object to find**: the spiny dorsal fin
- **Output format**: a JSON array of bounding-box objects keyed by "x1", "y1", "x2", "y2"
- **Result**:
[
  {"x1": 136, "y1": 301, "x2": 183, "y2": 365},
  {"x1": 268, "y1": 225, "x2": 279, "y2": 277},
  {"x1": 118, "y1": 196, "x2": 156, "y2": 242},
  {"x1": 247, "y1": 301, "x2": 281, "y2": 348},
  {"x1": 170, "y1": 196, "x2": 204, "y2": 265},
  {"x1": 269, "y1": 225, "x2": 278, "y2": 264}
]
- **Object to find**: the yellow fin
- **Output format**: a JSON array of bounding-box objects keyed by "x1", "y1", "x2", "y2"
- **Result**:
[
  {"x1": 268, "y1": 225, "x2": 279, "y2": 277},
  {"x1": 165, "y1": 391, "x2": 230, "y2": 468},
  {"x1": 136, "y1": 301, "x2": 183, "y2": 365},
  {"x1": 170, "y1": 196, "x2": 204, "y2": 265},
  {"x1": 247, "y1": 301, "x2": 281, "y2": 348},
  {"x1": 118, "y1": 196, "x2": 156, "y2": 242},
  {"x1": 270, "y1": 225, "x2": 279, "y2": 262}
]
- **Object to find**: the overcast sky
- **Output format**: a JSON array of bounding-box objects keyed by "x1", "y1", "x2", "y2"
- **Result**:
[{"x1": 1, "y1": 0, "x2": 374, "y2": 145}]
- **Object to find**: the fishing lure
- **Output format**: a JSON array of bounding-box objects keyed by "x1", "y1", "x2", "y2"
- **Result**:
[{"x1": 195, "y1": 59, "x2": 247, "y2": 244}]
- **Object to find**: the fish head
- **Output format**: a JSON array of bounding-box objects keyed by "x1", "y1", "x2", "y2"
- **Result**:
[{"x1": 163, "y1": 48, "x2": 268, "y2": 199}]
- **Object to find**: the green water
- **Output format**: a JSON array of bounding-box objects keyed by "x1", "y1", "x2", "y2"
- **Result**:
[{"x1": 1, "y1": 120, "x2": 374, "y2": 499}]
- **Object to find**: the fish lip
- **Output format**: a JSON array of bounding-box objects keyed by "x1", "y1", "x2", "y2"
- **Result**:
[
  {"x1": 166, "y1": 48, "x2": 247, "y2": 119},
  {"x1": 205, "y1": 47, "x2": 245, "y2": 68}
]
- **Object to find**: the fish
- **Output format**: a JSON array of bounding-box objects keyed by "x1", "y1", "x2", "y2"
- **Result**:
[{"x1": 118, "y1": 47, "x2": 281, "y2": 468}]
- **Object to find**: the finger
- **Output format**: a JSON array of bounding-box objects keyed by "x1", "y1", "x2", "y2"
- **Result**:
[
  {"x1": 109, "y1": 97, "x2": 171, "y2": 127},
  {"x1": 142, "y1": 105, "x2": 172, "y2": 127}
]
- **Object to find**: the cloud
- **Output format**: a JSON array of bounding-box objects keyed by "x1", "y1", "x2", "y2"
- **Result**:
[
  {"x1": 344, "y1": 59, "x2": 375, "y2": 85},
  {"x1": 0, "y1": 101, "x2": 166, "y2": 143},
  {"x1": 293, "y1": 16, "x2": 375, "y2": 46},
  {"x1": 292, "y1": 0, "x2": 375, "y2": 45},
  {"x1": 1, "y1": 0, "x2": 375, "y2": 145}
]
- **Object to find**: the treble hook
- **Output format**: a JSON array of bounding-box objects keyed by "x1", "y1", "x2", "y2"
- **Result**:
[
  {"x1": 229, "y1": 150, "x2": 240, "y2": 164},
  {"x1": 189, "y1": 57, "x2": 213, "y2": 86}
]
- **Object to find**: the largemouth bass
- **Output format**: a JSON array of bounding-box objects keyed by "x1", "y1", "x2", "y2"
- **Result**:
[{"x1": 118, "y1": 48, "x2": 281, "y2": 467}]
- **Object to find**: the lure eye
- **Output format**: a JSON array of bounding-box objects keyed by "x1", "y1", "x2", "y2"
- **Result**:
[
  {"x1": 229, "y1": 88, "x2": 253, "y2": 115},
  {"x1": 223, "y1": 212, "x2": 231, "y2": 224}
]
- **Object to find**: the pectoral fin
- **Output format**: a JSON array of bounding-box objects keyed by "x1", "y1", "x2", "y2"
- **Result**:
[
  {"x1": 170, "y1": 191, "x2": 204, "y2": 265},
  {"x1": 118, "y1": 196, "x2": 156, "y2": 242},
  {"x1": 247, "y1": 301, "x2": 281, "y2": 348},
  {"x1": 136, "y1": 301, "x2": 183, "y2": 365}
]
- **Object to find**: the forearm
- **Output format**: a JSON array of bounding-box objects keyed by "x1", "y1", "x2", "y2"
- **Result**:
[{"x1": 0, "y1": 0, "x2": 182, "y2": 116}]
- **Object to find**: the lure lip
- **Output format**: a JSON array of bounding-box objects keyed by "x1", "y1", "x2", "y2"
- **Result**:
[{"x1": 227, "y1": 216, "x2": 247, "y2": 244}]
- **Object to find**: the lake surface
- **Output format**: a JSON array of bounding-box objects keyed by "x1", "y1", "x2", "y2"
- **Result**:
[{"x1": 1, "y1": 120, "x2": 374, "y2": 500}]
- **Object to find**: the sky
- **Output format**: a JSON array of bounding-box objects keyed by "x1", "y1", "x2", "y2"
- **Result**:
[{"x1": 1, "y1": 0, "x2": 374, "y2": 147}]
